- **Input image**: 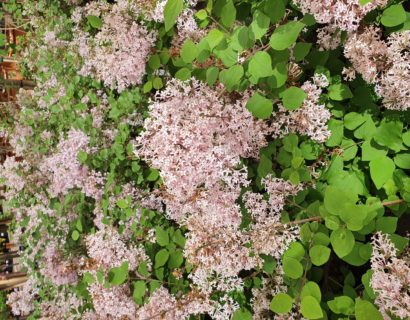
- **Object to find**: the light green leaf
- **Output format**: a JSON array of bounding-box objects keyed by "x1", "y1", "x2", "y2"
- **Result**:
[
  {"x1": 175, "y1": 67, "x2": 191, "y2": 81},
  {"x1": 394, "y1": 153, "x2": 410, "y2": 169},
  {"x1": 181, "y1": 40, "x2": 197, "y2": 63},
  {"x1": 269, "y1": 21, "x2": 305, "y2": 50},
  {"x1": 381, "y1": 4, "x2": 406, "y2": 27},
  {"x1": 248, "y1": 51, "x2": 273, "y2": 82},
  {"x1": 370, "y1": 156, "x2": 395, "y2": 189},
  {"x1": 71, "y1": 230, "x2": 80, "y2": 241},
  {"x1": 328, "y1": 83, "x2": 353, "y2": 101},
  {"x1": 232, "y1": 308, "x2": 252, "y2": 320},
  {"x1": 283, "y1": 257, "x2": 303, "y2": 279},
  {"x1": 309, "y1": 245, "x2": 331, "y2": 266},
  {"x1": 155, "y1": 227, "x2": 169, "y2": 246},
  {"x1": 301, "y1": 282, "x2": 322, "y2": 302},
  {"x1": 219, "y1": 65, "x2": 244, "y2": 91},
  {"x1": 330, "y1": 228, "x2": 355, "y2": 258},
  {"x1": 301, "y1": 296, "x2": 323, "y2": 319},
  {"x1": 270, "y1": 293, "x2": 293, "y2": 314},
  {"x1": 281, "y1": 86, "x2": 307, "y2": 110},
  {"x1": 250, "y1": 10, "x2": 270, "y2": 40},
  {"x1": 246, "y1": 92, "x2": 273, "y2": 119},
  {"x1": 327, "y1": 296, "x2": 355, "y2": 315},
  {"x1": 355, "y1": 298, "x2": 383, "y2": 320},
  {"x1": 164, "y1": 0, "x2": 184, "y2": 31},
  {"x1": 374, "y1": 120, "x2": 403, "y2": 151},
  {"x1": 87, "y1": 15, "x2": 102, "y2": 29},
  {"x1": 206, "y1": 29, "x2": 224, "y2": 50},
  {"x1": 155, "y1": 249, "x2": 170, "y2": 268},
  {"x1": 108, "y1": 261, "x2": 129, "y2": 286},
  {"x1": 220, "y1": 0, "x2": 236, "y2": 28},
  {"x1": 133, "y1": 281, "x2": 146, "y2": 304}
]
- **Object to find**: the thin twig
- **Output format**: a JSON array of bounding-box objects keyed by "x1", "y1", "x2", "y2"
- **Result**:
[{"x1": 382, "y1": 199, "x2": 404, "y2": 206}]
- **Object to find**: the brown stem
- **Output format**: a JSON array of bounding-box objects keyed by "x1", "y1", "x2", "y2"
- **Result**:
[{"x1": 382, "y1": 199, "x2": 404, "y2": 206}]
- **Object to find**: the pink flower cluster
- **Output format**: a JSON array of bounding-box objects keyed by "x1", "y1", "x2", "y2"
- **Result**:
[
  {"x1": 40, "y1": 128, "x2": 105, "y2": 199},
  {"x1": 370, "y1": 232, "x2": 410, "y2": 319},
  {"x1": 293, "y1": 0, "x2": 388, "y2": 32},
  {"x1": 135, "y1": 79, "x2": 269, "y2": 222},
  {"x1": 40, "y1": 244, "x2": 78, "y2": 286},
  {"x1": 7, "y1": 277, "x2": 39, "y2": 316},
  {"x1": 85, "y1": 226, "x2": 149, "y2": 271},
  {"x1": 345, "y1": 29, "x2": 410, "y2": 110},
  {"x1": 74, "y1": 2, "x2": 156, "y2": 91},
  {"x1": 272, "y1": 74, "x2": 331, "y2": 143}
]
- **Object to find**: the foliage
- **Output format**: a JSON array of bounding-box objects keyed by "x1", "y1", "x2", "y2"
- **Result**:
[{"x1": 0, "y1": 0, "x2": 409, "y2": 319}]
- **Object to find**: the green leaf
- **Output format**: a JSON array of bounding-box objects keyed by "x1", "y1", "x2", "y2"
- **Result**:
[
  {"x1": 309, "y1": 245, "x2": 331, "y2": 266},
  {"x1": 116, "y1": 199, "x2": 128, "y2": 209},
  {"x1": 324, "y1": 186, "x2": 357, "y2": 216},
  {"x1": 261, "y1": 254, "x2": 277, "y2": 274},
  {"x1": 328, "y1": 84, "x2": 353, "y2": 101},
  {"x1": 374, "y1": 120, "x2": 403, "y2": 151},
  {"x1": 133, "y1": 281, "x2": 146, "y2": 304},
  {"x1": 370, "y1": 156, "x2": 395, "y2": 189},
  {"x1": 263, "y1": 0, "x2": 285, "y2": 23},
  {"x1": 152, "y1": 77, "x2": 163, "y2": 90},
  {"x1": 301, "y1": 282, "x2": 322, "y2": 302},
  {"x1": 402, "y1": 130, "x2": 410, "y2": 147},
  {"x1": 361, "y1": 140, "x2": 388, "y2": 162},
  {"x1": 381, "y1": 4, "x2": 406, "y2": 27},
  {"x1": 206, "y1": 29, "x2": 224, "y2": 50},
  {"x1": 344, "y1": 112, "x2": 367, "y2": 130},
  {"x1": 168, "y1": 250, "x2": 184, "y2": 269},
  {"x1": 71, "y1": 230, "x2": 80, "y2": 241},
  {"x1": 283, "y1": 242, "x2": 305, "y2": 261},
  {"x1": 394, "y1": 153, "x2": 410, "y2": 169},
  {"x1": 359, "y1": 0, "x2": 372, "y2": 5},
  {"x1": 220, "y1": 0, "x2": 236, "y2": 28},
  {"x1": 327, "y1": 296, "x2": 355, "y2": 315},
  {"x1": 325, "y1": 119, "x2": 344, "y2": 147},
  {"x1": 246, "y1": 93, "x2": 273, "y2": 119},
  {"x1": 283, "y1": 257, "x2": 303, "y2": 279},
  {"x1": 293, "y1": 42, "x2": 312, "y2": 61},
  {"x1": 155, "y1": 227, "x2": 169, "y2": 246},
  {"x1": 270, "y1": 293, "x2": 293, "y2": 314},
  {"x1": 270, "y1": 61, "x2": 288, "y2": 88},
  {"x1": 146, "y1": 168, "x2": 160, "y2": 181},
  {"x1": 219, "y1": 65, "x2": 244, "y2": 91},
  {"x1": 87, "y1": 15, "x2": 102, "y2": 29},
  {"x1": 154, "y1": 249, "x2": 170, "y2": 268},
  {"x1": 301, "y1": 296, "x2": 323, "y2": 319},
  {"x1": 376, "y1": 216, "x2": 398, "y2": 233},
  {"x1": 148, "y1": 54, "x2": 161, "y2": 70},
  {"x1": 175, "y1": 67, "x2": 191, "y2": 81},
  {"x1": 77, "y1": 150, "x2": 88, "y2": 163},
  {"x1": 281, "y1": 86, "x2": 307, "y2": 110},
  {"x1": 232, "y1": 308, "x2": 252, "y2": 320},
  {"x1": 83, "y1": 272, "x2": 95, "y2": 284},
  {"x1": 172, "y1": 229, "x2": 186, "y2": 248},
  {"x1": 248, "y1": 51, "x2": 273, "y2": 82},
  {"x1": 269, "y1": 21, "x2": 305, "y2": 50},
  {"x1": 355, "y1": 298, "x2": 383, "y2": 320},
  {"x1": 250, "y1": 10, "x2": 270, "y2": 40},
  {"x1": 206, "y1": 67, "x2": 219, "y2": 86},
  {"x1": 181, "y1": 40, "x2": 197, "y2": 63},
  {"x1": 108, "y1": 261, "x2": 129, "y2": 286},
  {"x1": 164, "y1": 0, "x2": 184, "y2": 31},
  {"x1": 330, "y1": 228, "x2": 355, "y2": 258}
]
